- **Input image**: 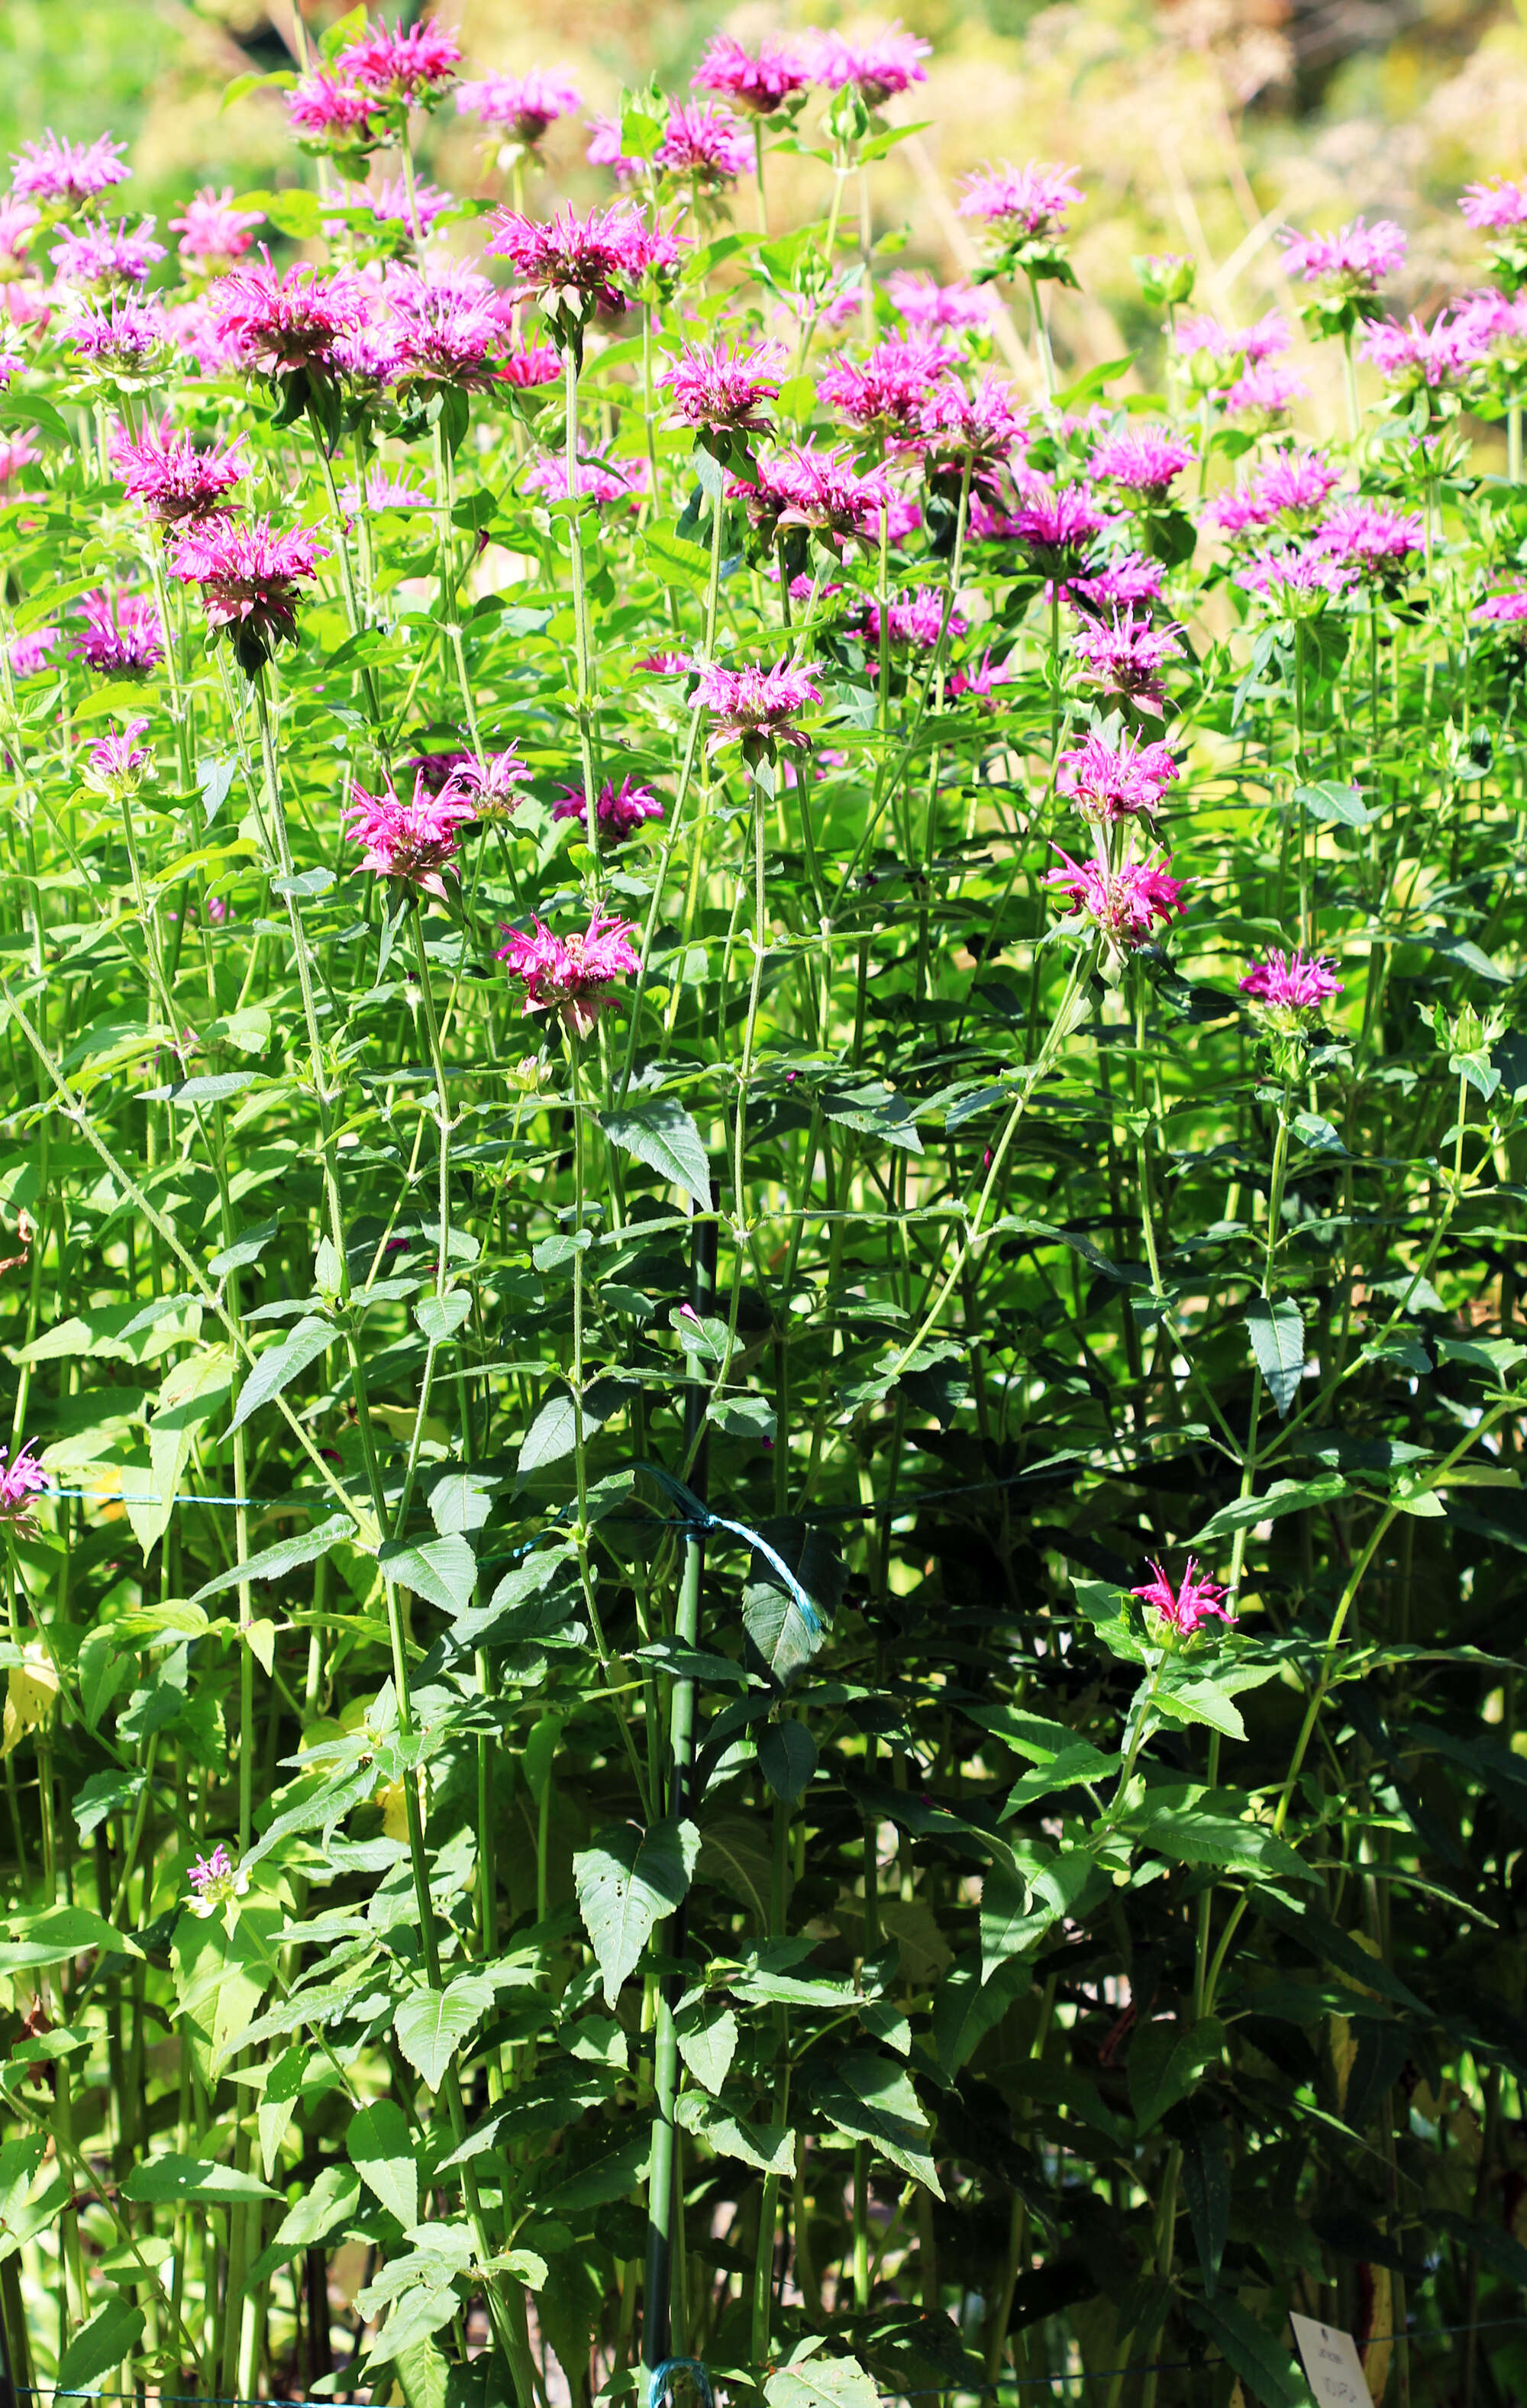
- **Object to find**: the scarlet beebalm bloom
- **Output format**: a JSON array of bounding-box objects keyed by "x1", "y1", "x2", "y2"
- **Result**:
[
  {"x1": 498, "y1": 912, "x2": 640, "y2": 1037},
  {"x1": 1279, "y1": 215, "x2": 1406, "y2": 292},
  {"x1": 49, "y1": 216, "x2": 165, "y2": 289},
  {"x1": 71, "y1": 590, "x2": 163, "y2": 674},
  {"x1": 1239, "y1": 948, "x2": 1344, "y2": 1019},
  {"x1": 695, "y1": 658, "x2": 822, "y2": 755},
  {"x1": 1461, "y1": 177, "x2": 1527, "y2": 231},
  {"x1": 170, "y1": 517, "x2": 331, "y2": 668},
  {"x1": 888, "y1": 271, "x2": 999, "y2": 331},
  {"x1": 1089, "y1": 430, "x2": 1193, "y2": 497},
  {"x1": 82, "y1": 716, "x2": 153, "y2": 797},
  {"x1": 344, "y1": 773, "x2": 476, "y2": 899},
  {"x1": 1071, "y1": 608, "x2": 1184, "y2": 712},
  {"x1": 1044, "y1": 846, "x2": 1186, "y2": 946},
  {"x1": 1132, "y1": 1557, "x2": 1235, "y2": 1638},
  {"x1": 169, "y1": 186, "x2": 262, "y2": 273},
  {"x1": 806, "y1": 24, "x2": 931, "y2": 105},
  {"x1": 10, "y1": 131, "x2": 130, "y2": 208},
  {"x1": 554, "y1": 776, "x2": 664, "y2": 842},
  {"x1": 113, "y1": 418, "x2": 245, "y2": 527},
  {"x1": 213, "y1": 257, "x2": 368, "y2": 380},
  {"x1": 659, "y1": 337, "x2": 786, "y2": 431},
  {"x1": 456, "y1": 67, "x2": 582, "y2": 144},
  {"x1": 1056, "y1": 728, "x2": 1179, "y2": 820},
  {"x1": 336, "y1": 18, "x2": 462, "y2": 102},
  {"x1": 692, "y1": 33, "x2": 811, "y2": 116},
  {"x1": 818, "y1": 336, "x2": 955, "y2": 432},
  {"x1": 438, "y1": 747, "x2": 533, "y2": 821},
  {"x1": 186, "y1": 1843, "x2": 250, "y2": 1920},
  {"x1": 958, "y1": 160, "x2": 1084, "y2": 239}
]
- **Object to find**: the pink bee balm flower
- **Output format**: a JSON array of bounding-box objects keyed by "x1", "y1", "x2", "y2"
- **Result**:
[
  {"x1": 1070, "y1": 607, "x2": 1184, "y2": 712},
  {"x1": 8, "y1": 628, "x2": 58, "y2": 678},
  {"x1": 82, "y1": 716, "x2": 152, "y2": 796},
  {"x1": 1176, "y1": 308, "x2": 1290, "y2": 364},
  {"x1": 1044, "y1": 846, "x2": 1186, "y2": 947},
  {"x1": 657, "y1": 100, "x2": 754, "y2": 192},
  {"x1": 1011, "y1": 483, "x2": 1109, "y2": 566},
  {"x1": 388, "y1": 269, "x2": 505, "y2": 389},
  {"x1": 1222, "y1": 362, "x2": 1306, "y2": 420},
  {"x1": 1461, "y1": 177, "x2": 1527, "y2": 232},
  {"x1": 807, "y1": 24, "x2": 931, "y2": 106},
  {"x1": 65, "y1": 297, "x2": 170, "y2": 375},
  {"x1": 1235, "y1": 547, "x2": 1352, "y2": 608},
  {"x1": 186, "y1": 1842, "x2": 249, "y2": 1916},
  {"x1": 862, "y1": 588, "x2": 964, "y2": 651},
  {"x1": 1131, "y1": 1556, "x2": 1235, "y2": 1638},
  {"x1": 351, "y1": 176, "x2": 452, "y2": 237},
  {"x1": 1313, "y1": 499, "x2": 1422, "y2": 576},
  {"x1": 336, "y1": 18, "x2": 462, "y2": 102},
  {"x1": 1088, "y1": 430, "x2": 1193, "y2": 498},
  {"x1": 916, "y1": 368, "x2": 1028, "y2": 486},
  {"x1": 585, "y1": 116, "x2": 642, "y2": 183},
  {"x1": 437, "y1": 747, "x2": 533, "y2": 819},
  {"x1": 0, "y1": 434, "x2": 40, "y2": 495},
  {"x1": 213, "y1": 257, "x2": 368, "y2": 381},
  {"x1": 169, "y1": 186, "x2": 263, "y2": 274},
  {"x1": 818, "y1": 336, "x2": 957, "y2": 433},
  {"x1": 340, "y1": 466, "x2": 433, "y2": 512},
  {"x1": 948, "y1": 648, "x2": 1019, "y2": 705},
  {"x1": 499, "y1": 339, "x2": 562, "y2": 389},
  {"x1": 498, "y1": 911, "x2": 641, "y2": 1037},
  {"x1": 1212, "y1": 448, "x2": 1338, "y2": 536},
  {"x1": 343, "y1": 772, "x2": 476, "y2": 899},
  {"x1": 1359, "y1": 309, "x2": 1487, "y2": 391},
  {"x1": 169, "y1": 516, "x2": 331, "y2": 670},
  {"x1": 49, "y1": 216, "x2": 165, "y2": 289},
  {"x1": 0, "y1": 197, "x2": 40, "y2": 275},
  {"x1": 1279, "y1": 215, "x2": 1406, "y2": 293},
  {"x1": 1475, "y1": 588, "x2": 1527, "y2": 626},
  {"x1": 887, "y1": 271, "x2": 999, "y2": 331},
  {"x1": 741, "y1": 441, "x2": 895, "y2": 546},
  {"x1": 694, "y1": 657, "x2": 822, "y2": 756},
  {"x1": 11, "y1": 131, "x2": 130, "y2": 208},
  {"x1": 1239, "y1": 947, "x2": 1344, "y2": 1016},
  {"x1": 0, "y1": 1444, "x2": 47, "y2": 1535},
  {"x1": 523, "y1": 451, "x2": 648, "y2": 507},
  {"x1": 456, "y1": 68, "x2": 583, "y2": 145},
  {"x1": 1073, "y1": 552, "x2": 1166, "y2": 611},
  {"x1": 70, "y1": 590, "x2": 163, "y2": 674},
  {"x1": 1056, "y1": 728, "x2": 1179, "y2": 820},
  {"x1": 692, "y1": 33, "x2": 812, "y2": 117},
  {"x1": 287, "y1": 73, "x2": 378, "y2": 145},
  {"x1": 554, "y1": 776, "x2": 664, "y2": 842},
  {"x1": 659, "y1": 337, "x2": 786, "y2": 431},
  {"x1": 957, "y1": 160, "x2": 1084, "y2": 240},
  {"x1": 636, "y1": 650, "x2": 689, "y2": 675},
  {"x1": 487, "y1": 202, "x2": 638, "y2": 316},
  {"x1": 112, "y1": 418, "x2": 245, "y2": 527}
]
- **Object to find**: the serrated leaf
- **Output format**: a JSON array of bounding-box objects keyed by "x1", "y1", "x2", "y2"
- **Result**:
[
  {"x1": 742, "y1": 1518, "x2": 839, "y2": 1686},
  {"x1": 271, "y1": 2161, "x2": 363, "y2": 2251},
  {"x1": 1191, "y1": 1474, "x2": 1348, "y2": 1545},
  {"x1": 192, "y1": 1513, "x2": 354, "y2": 1603},
  {"x1": 1245, "y1": 1296, "x2": 1305, "y2": 1418},
  {"x1": 599, "y1": 1096, "x2": 712, "y2": 1207},
  {"x1": 349, "y1": 2097, "x2": 419, "y2": 2229},
  {"x1": 516, "y1": 1377, "x2": 631, "y2": 1486},
  {"x1": 766, "y1": 2345, "x2": 880, "y2": 2408},
  {"x1": 415, "y1": 1291, "x2": 473, "y2": 1344},
  {"x1": 675, "y1": 2000, "x2": 738, "y2": 2095},
  {"x1": 676, "y1": 2091, "x2": 794, "y2": 2172},
  {"x1": 56, "y1": 2299, "x2": 146, "y2": 2394},
  {"x1": 1128, "y1": 2015, "x2": 1225, "y2": 2131},
  {"x1": 394, "y1": 1972, "x2": 495, "y2": 2092},
  {"x1": 573, "y1": 1816, "x2": 699, "y2": 2006},
  {"x1": 122, "y1": 2154, "x2": 277, "y2": 2203},
  {"x1": 379, "y1": 1533, "x2": 476, "y2": 1615},
  {"x1": 757, "y1": 1719, "x2": 817, "y2": 1803},
  {"x1": 810, "y1": 2053, "x2": 944, "y2": 2197},
  {"x1": 229, "y1": 1314, "x2": 334, "y2": 1435}
]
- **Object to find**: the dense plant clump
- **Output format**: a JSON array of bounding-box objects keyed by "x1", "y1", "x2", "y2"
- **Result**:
[{"x1": 2, "y1": 12, "x2": 1527, "y2": 2408}]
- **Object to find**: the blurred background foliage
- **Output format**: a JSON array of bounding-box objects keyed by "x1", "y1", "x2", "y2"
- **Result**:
[{"x1": 7, "y1": 0, "x2": 1527, "y2": 440}]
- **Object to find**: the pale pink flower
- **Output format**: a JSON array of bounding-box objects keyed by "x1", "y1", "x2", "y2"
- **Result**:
[
  {"x1": 10, "y1": 131, "x2": 130, "y2": 208},
  {"x1": 344, "y1": 773, "x2": 476, "y2": 898},
  {"x1": 554, "y1": 776, "x2": 664, "y2": 841},
  {"x1": 456, "y1": 68, "x2": 582, "y2": 144},
  {"x1": 330, "y1": 321, "x2": 408, "y2": 390},
  {"x1": 1175, "y1": 308, "x2": 1290, "y2": 364},
  {"x1": 523, "y1": 450, "x2": 647, "y2": 506},
  {"x1": 1239, "y1": 948, "x2": 1344, "y2": 1015},
  {"x1": 112, "y1": 418, "x2": 245, "y2": 526},
  {"x1": 83, "y1": 716, "x2": 152, "y2": 794},
  {"x1": 169, "y1": 186, "x2": 262, "y2": 273},
  {"x1": 388, "y1": 269, "x2": 504, "y2": 389},
  {"x1": 0, "y1": 197, "x2": 40, "y2": 276},
  {"x1": 340, "y1": 466, "x2": 433, "y2": 512},
  {"x1": 1073, "y1": 553, "x2": 1166, "y2": 610},
  {"x1": 957, "y1": 160, "x2": 1084, "y2": 240},
  {"x1": 1235, "y1": 548, "x2": 1352, "y2": 607},
  {"x1": 1011, "y1": 483, "x2": 1109, "y2": 565},
  {"x1": 887, "y1": 271, "x2": 999, "y2": 331},
  {"x1": 1461, "y1": 177, "x2": 1527, "y2": 231},
  {"x1": 1044, "y1": 847, "x2": 1186, "y2": 945},
  {"x1": 1313, "y1": 499, "x2": 1422, "y2": 576},
  {"x1": 657, "y1": 100, "x2": 754, "y2": 192},
  {"x1": 818, "y1": 336, "x2": 957, "y2": 432},
  {"x1": 1359, "y1": 310, "x2": 1488, "y2": 390},
  {"x1": 1222, "y1": 362, "x2": 1306, "y2": 419},
  {"x1": 49, "y1": 215, "x2": 164, "y2": 289},
  {"x1": 348, "y1": 176, "x2": 452, "y2": 237},
  {"x1": 1056, "y1": 728, "x2": 1179, "y2": 820},
  {"x1": 70, "y1": 590, "x2": 163, "y2": 673},
  {"x1": 166, "y1": 295, "x2": 247, "y2": 377},
  {"x1": 948, "y1": 649, "x2": 1018, "y2": 705},
  {"x1": 169, "y1": 517, "x2": 330, "y2": 667},
  {"x1": 0, "y1": 1444, "x2": 47, "y2": 1534},
  {"x1": 1280, "y1": 216, "x2": 1406, "y2": 292},
  {"x1": 1071, "y1": 607, "x2": 1184, "y2": 710},
  {"x1": 498, "y1": 912, "x2": 640, "y2": 1036},
  {"x1": 438, "y1": 747, "x2": 532, "y2": 819},
  {"x1": 861, "y1": 588, "x2": 964, "y2": 650},
  {"x1": 807, "y1": 24, "x2": 931, "y2": 105},
  {"x1": 8, "y1": 628, "x2": 57, "y2": 677},
  {"x1": 1476, "y1": 588, "x2": 1527, "y2": 626},
  {"x1": 286, "y1": 74, "x2": 379, "y2": 144},
  {"x1": 694, "y1": 657, "x2": 822, "y2": 754},
  {"x1": 692, "y1": 34, "x2": 812, "y2": 116},
  {"x1": 186, "y1": 1842, "x2": 248, "y2": 1917},
  {"x1": 64, "y1": 296, "x2": 169, "y2": 374},
  {"x1": 659, "y1": 337, "x2": 786, "y2": 431},
  {"x1": 1088, "y1": 430, "x2": 1193, "y2": 498},
  {"x1": 1212, "y1": 448, "x2": 1338, "y2": 536},
  {"x1": 916, "y1": 374, "x2": 1029, "y2": 491},
  {"x1": 336, "y1": 18, "x2": 462, "y2": 102},
  {"x1": 0, "y1": 434, "x2": 40, "y2": 495},
  {"x1": 1132, "y1": 1557, "x2": 1235, "y2": 1637}
]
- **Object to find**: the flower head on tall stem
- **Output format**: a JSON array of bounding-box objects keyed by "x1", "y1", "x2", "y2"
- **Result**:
[
  {"x1": 1132, "y1": 1556, "x2": 1235, "y2": 1638},
  {"x1": 212, "y1": 255, "x2": 368, "y2": 383},
  {"x1": 554, "y1": 776, "x2": 664, "y2": 842},
  {"x1": 49, "y1": 216, "x2": 165, "y2": 290},
  {"x1": 1280, "y1": 217, "x2": 1406, "y2": 323},
  {"x1": 11, "y1": 131, "x2": 130, "y2": 210},
  {"x1": 1222, "y1": 361, "x2": 1307, "y2": 424},
  {"x1": 655, "y1": 101, "x2": 754, "y2": 196},
  {"x1": 1235, "y1": 547, "x2": 1353, "y2": 613},
  {"x1": 186, "y1": 1842, "x2": 250, "y2": 1919},
  {"x1": 523, "y1": 451, "x2": 648, "y2": 507},
  {"x1": 112, "y1": 418, "x2": 245, "y2": 528},
  {"x1": 388, "y1": 269, "x2": 505, "y2": 389},
  {"x1": 1359, "y1": 309, "x2": 1489, "y2": 393},
  {"x1": 286, "y1": 73, "x2": 379, "y2": 150},
  {"x1": 343, "y1": 772, "x2": 476, "y2": 899},
  {"x1": 887, "y1": 271, "x2": 1000, "y2": 331},
  {"x1": 1073, "y1": 552, "x2": 1166, "y2": 610},
  {"x1": 915, "y1": 374, "x2": 1028, "y2": 493},
  {"x1": 692, "y1": 33, "x2": 812, "y2": 117},
  {"x1": 819, "y1": 336, "x2": 957, "y2": 434},
  {"x1": 169, "y1": 515, "x2": 330, "y2": 673},
  {"x1": 70, "y1": 590, "x2": 163, "y2": 673},
  {"x1": 456, "y1": 69, "x2": 583, "y2": 147},
  {"x1": 1070, "y1": 607, "x2": 1184, "y2": 714},
  {"x1": 806, "y1": 24, "x2": 931, "y2": 106},
  {"x1": 0, "y1": 1442, "x2": 47, "y2": 1533},
  {"x1": 1313, "y1": 499, "x2": 1423, "y2": 578},
  {"x1": 0, "y1": 197, "x2": 40, "y2": 279},
  {"x1": 957, "y1": 160, "x2": 1084, "y2": 243},
  {"x1": 860, "y1": 589, "x2": 965, "y2": 654},
  {"x1": 497, "y1": 912, "x2": 640, "y2": 1038},
  {"x1": 1239, "y1": 948, "x2": 1344, "y2": 1025},
  {"x1": 1056, "y1": 728, "x2": 1179, "y2": 819},
  {"x1": 437, "y1": 746, "x2": 533, "y2": 821},
  {"x1": 336, "y1": 18, "x2": 462, "y2": 106},
  {"x1": 169, "y1": 186, "x2": 263, "y2": 276},
  {"x1": 741, "y1": 441, "x2": 895, "y2": 547},
  {"x1": 486, "y1": 202, "x2": 640, "y2": 343},
  {"x1": 1044, "y1": 845, "x2": 1186, "y2": 947},
  {"x1": 1011, "y1": 483, "x2": 1110, "y2": 579},
  {"x1": 695, "y1": 657, "x2": 822, "y2": 758},
  {"x1": 1461, "y1": 177, "x2": 1527, "y2": 231},
  {"x1": 64, "y1": 298, "x2": 171, "y2": 381},
  {"x1": 1088, "y1": 429, "x2": 1194, "y2": 502},
  {"x1": 82, "y1": 715, "x2": 153, "y2": 798},
  {"x1": 659, "y1": 337, "x2": 786, "y2": 433}
]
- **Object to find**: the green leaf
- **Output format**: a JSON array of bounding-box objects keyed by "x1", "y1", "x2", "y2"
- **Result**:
[
  {"x1": 270, "y1": 2163, "x2": 363, "y2": 2252},
  {"x1": 379, "y1": 1534, "x2": 477, "y2": 1615},
  {"x1": 742, "y1": 1518, "x2": 839, "y2": 1685},
  {"x1": 415, "y1": 1291, "x2": 473, "y2": 1344},
  {"x1": 810, "y1": 2053, "x2": 944, "y2": 2197},
  {"x1": 1245, "y1": 1297, "x2": 1305, "y2": 1418},
  {"x1": 1135, "y1": 1797, "x2": 1315, "y2": 1885},
  {"x1": 0, "y1": 1903, "x2": 140, "y2": 1971},
  {"x1": 819, "y1": 1078, "x2": 922, "y2": 1154},
  {"x1": 394, "y1": 1971, "x2": 495, "y2": 2092},
  {"x1": 122, "y1": 2153, "x2": 277, "y2": 2203},
  {"x1": 56, "y1": 2298, "x2": 147, "y2": 2394},
  {"x1": 573, "y1": 1816, "x2": 699, "y2": 2005},
  {"x1": 765, "y1": 2341, "x2": 880, "y2": 2408},
  {"x1": 229, "y1": 1314, "x2": 334, "y2": 1434},
  {"x1": 72, "y1": 1767, "x2": 144, "y2": 1842},
  {"x1": 1191, "y1": 1474, "x2": 1348, "y2": 1545},
  {"x1": 1295, "y1": 781, "x2": 1371, "y2": 829},
  {"x1": 516, "y1": 1377, "x2": 631, "y2": 1486},
  {"x1": 758, "y1": 1719, "x2": 817, "y2": 1803},
  {"x1": 1180, "y1": 2100, "x2": 1232, "y2": 2296},
  {"x1": 173, "y1": 1906, "x2": 282, "y2": 2077},
  {"x1": 540, "y1": 2126, "x2": 651, "y2": 2215},
  {"x1": 599, "y1": 1096, "x2": 712, "y2": 1207},
  {"x1": 350, "y1": 2097, "x2": 419, "y2": 2229},
  {"x1": 676, "y1": 2092, "x2": 794, "y2": 2172},
  {"x1": 258, "y1": 2043, "x2": 307, "y2": 2181},
  {"x1": 192, "y1": 1512, "x2": 354, "y2": 1603},
  {"x1": 1128, "y1": 2016, "x2": 1224, "y2": 2131},
  {"x1": 1187, "y1": 2297, "x2": 1311, "y2": 2408},
  {"x1": 675, "y1": 2000, "x2": 738, "y2": 2096}
]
